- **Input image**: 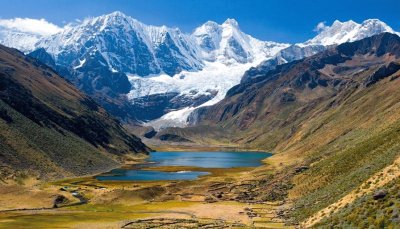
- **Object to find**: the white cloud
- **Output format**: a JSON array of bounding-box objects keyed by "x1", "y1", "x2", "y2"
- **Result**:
[
  {"x1": 0, "y1": 18, "x2": 62, "y2": 36},
  {"x1": 314, "y1": 21, "x2": 328, "y2": 32}
]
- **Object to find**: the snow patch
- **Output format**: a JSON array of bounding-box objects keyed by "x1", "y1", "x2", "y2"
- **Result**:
[
  {"x1": 73, "y1": 58, "x2": 86, "y2": 69},
  {"x1": 145, "y1": 107, "x2": 197, "y2": 130}
]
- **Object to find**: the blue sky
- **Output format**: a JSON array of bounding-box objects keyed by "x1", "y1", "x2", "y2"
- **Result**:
[{"x1": 0, "y1": 0, "x2": 399, "y2": 43}]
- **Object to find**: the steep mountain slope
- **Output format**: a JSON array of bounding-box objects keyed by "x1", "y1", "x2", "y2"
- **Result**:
[
  {"x1": 315, "y1": 176, "x2": 400, "y2": 228},
  {"x1": 242, "y1": 19, "x2": 398, "y2": 83},
  {"x1": 0, "y1": 45, "x2": 149, "y2": 180},
  {"x1": 193, "y1": 19, "x2": 286, "y2": 64},
  {"x1": 1, "y1": 14, "x2": 398, "y2": 128},
  {"x1": 169, "y1": 33, "x2": 400, "y2": 224},
  {"x1": 36, "y1": 11, "x2": 203, "y2": 77},
  {"x1": 193, "y1": 33, "x2": 400, "y2": 130},
  {"x1": 33, "y1": 12, "x2": 287, "y2": 77},
  {"x1": 28, "y1": 12, "x2": 289, "y2": 125},
  {"x1": 148, "y1": 19, "x2": 397, "y2": 127},
  {"x1": 0, "y1": 29, "x2": 40, "y2": 53}
]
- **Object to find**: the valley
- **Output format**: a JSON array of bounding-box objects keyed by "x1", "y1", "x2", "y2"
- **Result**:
[
  {"x1": 0, "y1": 149, "x2": 291, "y2": 228},
  {"x1": 1, "y1": 6, "x2": 400, "y2": 228}
]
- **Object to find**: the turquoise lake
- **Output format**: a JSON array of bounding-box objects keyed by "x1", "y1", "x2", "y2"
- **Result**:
[{"x1": 95, "y1": 151, "x2": 272, "y2": 181}]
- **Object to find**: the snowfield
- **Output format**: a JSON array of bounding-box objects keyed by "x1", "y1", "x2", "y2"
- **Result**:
[{"x1": 129, "y1": 60, "x2": 264, "y2": 129}]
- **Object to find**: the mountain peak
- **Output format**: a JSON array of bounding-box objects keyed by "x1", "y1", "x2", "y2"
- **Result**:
[
  {"x1": 193, "y1": 21, "x2": 221, "y2": 36},
  {"x1": 331, "y1": 20, "x2": 343, "y2": 26},
  {"x1": 360, "y1": 18, "x2": 394, "y2": 32},
  {"x1": 80, "y1": 10, "x2": 138, "y2": 29},
  {"x1": 223, "y1": 18, "x2": 239, "y2": 28},
  {"x1": 203, "y1": 20, "x2": 219, "y2": 27},
  {"x1": 328, "y1": 20, "x2": 357, "y2": 30},
  {"x1": 105, "y1": 11, "x2": 128, "y2": 18},
  {"x1": 333, "y1": 19, "x2": 356, "y2": 26},
  {"x1": 362, "y1": 18, "x2": 388, "y2": 25},
  {"x1": 304, "y1": 19, "x2": 396, "y2": 46},
  {"x1": 95, "y1": 10, "x2": 140, "y2": 27}
]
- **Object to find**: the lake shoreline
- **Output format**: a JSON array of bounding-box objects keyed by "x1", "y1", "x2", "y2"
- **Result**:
[
  {"x1": 0, "y1": 149, "x2": 290, "y2": 228},
  {"x1": 94, "y1": 151, "x2": 272, "y2": 181}
]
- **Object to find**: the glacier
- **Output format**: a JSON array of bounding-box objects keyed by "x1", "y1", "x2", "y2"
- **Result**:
[
  {"x1": 35, "y1": 12, "x2": 289, "y2": 128},
  {"x1": 0, "y1": 11, "x2": 398, "y2": 130},
  {"x1": 130, "y1": 60, "x2": 264, "y2": 129}
]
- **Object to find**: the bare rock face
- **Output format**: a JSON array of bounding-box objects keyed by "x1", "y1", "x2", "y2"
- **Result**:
[
  {"x1": 365, "y1": 62, "x2": 400, "y2": 87},
  {"x1": 158, "y1": 134, "x2": 192, "y2": 142},
  {"x1": 144, "y1": 127, "x2": 157, "y2": 139}
]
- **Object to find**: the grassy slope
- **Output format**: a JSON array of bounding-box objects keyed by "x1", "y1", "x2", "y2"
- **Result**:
[
  {"x1": 163, "y1": 34, "x2": 400, "y2": 224},
  {"x1": 287, "y1": 76, "x2": 400, "y2": 222},
  {"x1": 316, "y1": 177, "x2": 400, "y2": 228},
  {"x1": 242, "y1": 69, "x2": 400, "y2": 223},
  {"x1": 0, "y1": 45, "x2": 149, "y2": 180},
  {"x1": 0, "y1": 100, "x2": 119, "y2": 179}
]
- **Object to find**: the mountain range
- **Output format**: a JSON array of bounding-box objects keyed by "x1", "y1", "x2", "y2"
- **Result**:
[
  {"x1": 0, "y1": 12, "x2": 398, "y2": 130},
  {"x1": 159, "y1": 32, "x2": 400, "y2": 226},
  {"x1": 1, "y1": 10, "x2": 400, "y2": 228}
]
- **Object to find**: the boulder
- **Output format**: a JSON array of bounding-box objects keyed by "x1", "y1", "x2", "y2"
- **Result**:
[
  {"x1": 295, "y1": 166, "x2": 309, "y2": 173},
  {"x1": 373, "y1": 189, "x2": 388, "y2": 200},
  {"x1": 53, "y1": 195, "x2": 68, "y2": 208}
]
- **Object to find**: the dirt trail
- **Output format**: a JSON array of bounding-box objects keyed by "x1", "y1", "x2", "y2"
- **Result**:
[{"x1": 302, "y1": 156, "x2": 400, "y2": 227}]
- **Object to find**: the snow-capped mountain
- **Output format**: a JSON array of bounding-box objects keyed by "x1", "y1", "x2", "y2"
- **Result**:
[
  {"x1": 0, "y1": 12, "x2": 398, "y2": 130},
  {"x1": 0, "y1": 18, "x2": 61, "y2": 53},
  {"x1": 125, "y1": 18, "x2": 289, "y2": 127},
  {"x1": 33, "y1": 12, "x2": 288, "y2": 76},
  {"x1": 24, "y1": 11, "x2": 288, "y2": 127},
  {"x1": 242, "y1": 19, "x2": 399, "y2": 83},
  {"x1": 193, "y1": 19, "x2": 288, "y2": 64},
  {"x1": 37, "y1": 11, "x2": 203, "y2": 76},
  {"x1": 303, "y1": 19, "x2": 397, "y2": 46},
  {"x1": 0, "y1": 29, "x2": 41, "y2": 52}
]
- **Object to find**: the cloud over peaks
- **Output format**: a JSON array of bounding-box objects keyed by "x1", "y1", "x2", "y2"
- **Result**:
[
  {"x1": 0, "y1": 18, "x2": 61, "y2": 36},
  {"x1": 314, "y1": 21, "x2": 328, "y2": 32}
]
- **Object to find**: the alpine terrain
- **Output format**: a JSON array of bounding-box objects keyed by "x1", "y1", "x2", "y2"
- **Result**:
[
  {"x1": 3, "y1": 11, "x2": 291, "y2": 127},
  {"x1": 1, "y1": 12, "x2": 397, "y2": 131},
  {"x1": 166, "y1": 32, "x2": 400, "y2": 227},
  {"x1": 1, "y1": 6, "x2": 400, "y2": 228},
  {"x1": 0, "y1": 44, "x2": 149, "y2": 180}
]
